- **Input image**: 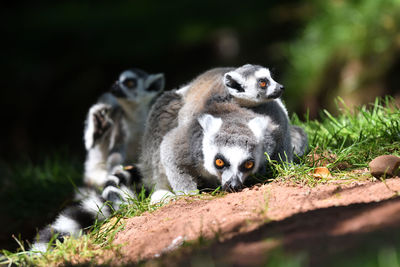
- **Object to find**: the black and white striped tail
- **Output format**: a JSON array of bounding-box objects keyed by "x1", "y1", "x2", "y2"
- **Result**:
[{"x1": 31, "y1": 166, "x2": 137, "y2": 253}]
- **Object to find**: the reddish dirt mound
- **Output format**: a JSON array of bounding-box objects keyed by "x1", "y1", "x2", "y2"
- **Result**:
[{"x1": 107, "y1": 177, "x2": 400, "y2": 265}]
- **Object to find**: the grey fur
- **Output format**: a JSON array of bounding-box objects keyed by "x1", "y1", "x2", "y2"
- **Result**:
[
  {"x1": 83, "y1": 69, "x2": 165, "y2": 187},
  {"x1": 139, "y1": 91, "x2": 183, "y2": 192},
  {"x1": 290, "y1": 125, "x2": 309, "y2": 159},
  {"x1": 250, "y1": 101, "x2": 293, "y2": 169},
  {"x1": 140, "y1": 96, "x2": 276, "y2": 203}
]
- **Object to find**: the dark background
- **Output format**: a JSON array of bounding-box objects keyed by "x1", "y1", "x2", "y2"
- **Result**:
[
  {"x1": 0, "y1": 1, "x2": 296, "y2": 160},
  {"x1": 2, "y1": 1, "x2": 400, "y2": 161}
]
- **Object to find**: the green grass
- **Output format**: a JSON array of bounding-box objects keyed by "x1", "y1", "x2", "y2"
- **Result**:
[
  {"x1": 267, "y1": 96, "x2": 400, "y2": 185},
  {"x1": 2, "y1": 97, "x2": 400, "y2": 266},
  {"x1": 300, "y1": 97, "x2": 400, "y2": 164}
]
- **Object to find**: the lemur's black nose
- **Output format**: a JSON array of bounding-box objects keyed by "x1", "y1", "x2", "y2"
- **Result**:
[
  {"x1": 223, "y1": 179, "x2": 243, "y2": 192},
  {"x1": 280, "y1": 84, "x2": 285, "y2": 91}
]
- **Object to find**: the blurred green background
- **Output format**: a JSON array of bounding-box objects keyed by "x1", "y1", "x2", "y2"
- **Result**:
[
  {"x1": 1, "y1": 0, "x2": 400, "y2": 252},
  {"x1": 2, "y1": 0, "x2": 400, "y2": 159}
]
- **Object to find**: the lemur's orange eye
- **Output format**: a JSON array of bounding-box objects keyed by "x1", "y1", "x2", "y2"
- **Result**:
[
  {"x1": 259, "y1": 81, "x2": 267, "y2": 88},
  {"x1": 123, "y1": 78, "x2": 137, "y2": 88},
  {"x1": 215, "y1": 158, "x2": 225, "y2": 168},
  {"x1": 244, "y1": 161, "x2": 254, "y2": 170},
  {"x1": 126, "y1": 80, "x2": 135, "y2": 87}
]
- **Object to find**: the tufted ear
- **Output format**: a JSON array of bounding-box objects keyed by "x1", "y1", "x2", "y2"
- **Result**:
[
  {"x1": 145, "y1": 73, "x2": 165, "y2": 92},
  {"x1": 223, "y1": 72, "x2": 245, "y2": 92},
  {"x1": 248, "y1": 117, "x2": 269, "y2": 142},
  {"x1": 198, "y1": 114, "x2": 222, "y2": 136}
]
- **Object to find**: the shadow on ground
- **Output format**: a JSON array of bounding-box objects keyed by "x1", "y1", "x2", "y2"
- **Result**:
[{"x1": 151, "y1": 197, "x2": 400, "y2": 266}]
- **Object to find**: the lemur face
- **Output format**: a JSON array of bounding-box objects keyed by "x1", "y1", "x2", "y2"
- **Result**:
[
  {"x1": 111, "y1": 69, "x2": 165, "y2": 102},
  {"x1": 223, "y1": 64, "x2": 284, "y2": 105},
  {"x1": 198, "y1": 114, "x2": 269, "y2": 192}
]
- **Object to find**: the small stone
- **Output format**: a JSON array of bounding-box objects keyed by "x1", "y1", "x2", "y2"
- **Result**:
[{"x1": 369, "y1": 155, "x2": 400, "y2": 178}]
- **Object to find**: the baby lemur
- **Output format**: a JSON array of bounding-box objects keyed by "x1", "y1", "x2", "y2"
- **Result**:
[{"x1": 176, "y1": 64, "x2": 308, "y2": 162}]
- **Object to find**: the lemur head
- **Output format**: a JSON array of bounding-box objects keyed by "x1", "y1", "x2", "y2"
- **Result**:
[
  {"x1": 197, "y1": 113, "x2": 275, "y2": 192},
  {"x1": 223, "y1": 64, "x2": 284, "y2": 106},
  {"x1": 110, "y1": 68, "x2": 165, "y2": 104}
]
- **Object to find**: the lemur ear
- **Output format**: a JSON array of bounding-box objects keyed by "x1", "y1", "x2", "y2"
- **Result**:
[
  {"x1": 248, "y1": 117, "x2": 269, "y2": 142},
  {"x1": 146, "y1": 73, "x2": 165, "y2": 92},
  {"x1": 223, "y1": 72, "x2": 244, "y2": 92},
  {"x1": 198, "y1": 114, "x2": 222, "y2": 136}
]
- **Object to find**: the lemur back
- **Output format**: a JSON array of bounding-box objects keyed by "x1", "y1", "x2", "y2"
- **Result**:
[
  {"x1": 177, "y1": 68, "x2": 232, "y2": 124},
  {"x1": 84, "y1": 68, "x2": 165, "y2": 187}
]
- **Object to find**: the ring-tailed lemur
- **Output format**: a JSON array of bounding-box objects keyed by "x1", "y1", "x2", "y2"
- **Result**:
[
  {"x1": 84, "y1": 69, "x2": 165, "y2": 187},
  {"x1": 31, "y1": 68, "x2": 163, "y2": 252},
  {"x1": 222, "y1": 64, "x2": 308, "y2": 158},
  {"x1": 176, "y1": 64, "x2": 308, "y2": 159},
  {"x1": 140, "y1": 93, "x2": 278, "y2": 204}
]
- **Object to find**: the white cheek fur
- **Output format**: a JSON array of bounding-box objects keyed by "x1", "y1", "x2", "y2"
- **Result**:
[
  {"x1": 246, "y1": 76, "x2": 261, "y2": 98},
  {"x1": 202, "y1": 136, "x2": 219, "y2": 176},
  {"x1": 266, "y1": 81, "x2": 278, "y2": 96}
]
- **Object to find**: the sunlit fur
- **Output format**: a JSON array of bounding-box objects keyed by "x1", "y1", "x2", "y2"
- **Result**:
[{"x1": 224, "y1": 64, "x2": 285, "y2": 107}]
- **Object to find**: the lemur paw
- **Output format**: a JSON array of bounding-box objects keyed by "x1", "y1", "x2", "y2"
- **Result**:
[
  {"x1": 150, "y1": 190, "x2": 175, "y2": 205},
  {"x1": 110, "y1": 165, "x2": 132, "y2": 185},
  {"x1": 84, "y1": 103, "x2": 113, "y2": 149},
  {"x1": 108, "y1": 164, "x2": 142, "y2": 186},
  {"x1": 102, "y1": 168, "x2": 136, "y2": 210},
  {"x1": 92, "y1": 105, "x2": 113, "y2": 143}
]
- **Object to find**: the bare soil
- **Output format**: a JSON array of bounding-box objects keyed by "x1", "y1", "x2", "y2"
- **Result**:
[{"x1": 104, "y1": 174, "x2": 400, "y2": 266}]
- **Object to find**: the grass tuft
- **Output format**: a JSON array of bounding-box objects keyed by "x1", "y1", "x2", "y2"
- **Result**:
[{"x1": 268, "y1": 96, "x2": 400, "y2": 184}]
